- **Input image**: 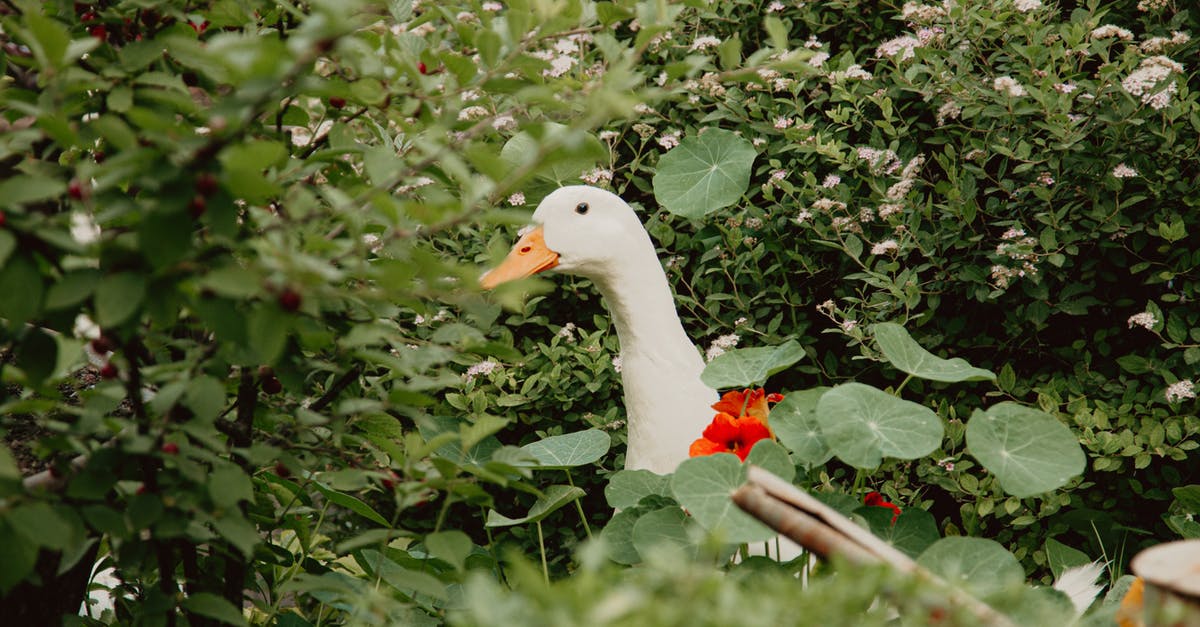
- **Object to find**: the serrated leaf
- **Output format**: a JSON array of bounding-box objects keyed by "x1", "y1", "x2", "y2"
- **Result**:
[
  {"x1": 816, "y1": 383, "x2": 943, "y2": 468},
  {"x1": 770, "y1": 387, "x2": 832, "y2": 468},
  {"x1": 670, "y1": 454, "x2": 774, "y2": 544},
  {"x1": 874, "y1": 323, "x2": 995, "y2": 382},
  {"x1": 652, "y1": 129, "x2": 756, "y2": 218},
  {"x1": 520, "y1": 429, "x2": 610, "y2": 468},
  {"x1": 485, "y1": 485, "x2": 585, "y2": 527},
  {"x1": 700, "y1": 340, "x2": 804, "y2": 389},
  {"x1": 965, "y1": 402, "x2": 1084, "y2": 498}
]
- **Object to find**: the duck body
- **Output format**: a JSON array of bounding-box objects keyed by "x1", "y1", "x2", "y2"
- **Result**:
[{"x1": 483, "y1": 186, "x2": 717, "y2": 474}]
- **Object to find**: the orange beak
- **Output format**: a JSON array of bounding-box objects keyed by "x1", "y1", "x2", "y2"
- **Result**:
[{"x1": 479, "y1": 225, "x2": 560, "y2": 289}]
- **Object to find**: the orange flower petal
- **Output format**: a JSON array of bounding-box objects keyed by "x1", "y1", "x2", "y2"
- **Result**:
[
  {"x1": 701, "y1": 412, "x2": 741, "y2": 444},
  {"x1": 711, "y1": 389, "x2": 749, "y2": 416},
  {"x1": 689, "y1": 438, "x2": 729, "y2": 458}
]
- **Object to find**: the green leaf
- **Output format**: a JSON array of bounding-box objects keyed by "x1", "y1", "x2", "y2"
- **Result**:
[
  {"x1": 0, "y1": 231, "x2": 14, "y2": 269},
  {"x1": 743, "y1": 439, "x2": 794, "y2": 483},
  {"x1": 184, "y1": 375, "x2": 227, "y2": 424},
  {"x1": 486, "y1": 484, "x2": 586, "y2": 527},
  {"x1": 0, "y1": 519, "x2": 38, "y2": 593},
  {"x1": 16, "y1": 327, "x2": 57, "y2": 385},
  {"x1": 0, "y1": 255, "x2": 44, "y2": 326},
  {"x1": 965, "y1": 402, "x2": 1085, "y2": 498},
  {"x1": 631, "y1": 506, "x2": 695, "y2": 558},
  {"x1": 500, "y1": 123, "x2": 607, "y2": 185},
  {"x1": 1044, "y1": 538, "x2": 1091, "y2": 579},
  {"x1": 0, "y1": 444, "x2": 17, "y2": 482},
  {"x1": 362, "y1": 549, "x2": 449, "y2": 601},
  {"x1": 44, "y1": 270, "x2": 101, "y2": 310},
  {"x1": 770, "y1": 387, "x2": 832, "y2": 468},
  {"x1": 670, "y1": 454, "x2": 774, "y2": 544},
  {"x1": 7, "y1": 502, "x2": 74, "y2": 550},
  {"x1": 0, "y1": 174, "x2": 67, "y2": 207},
  {"x1": 605, "y1": 469, "x2": 671, "y2": 509},
  {"x1": 312, "y1": 482, "x2": 391, "y2": 526},
  {"x1": 208, "y1": 465, "x2": 254, "y2": 509},
  {"x1": 873, "y1": 323, "x2": 995, "y2": 382},
  {"x1": 247, "y1": 304, "x2": 290, "y2": 365},
  {"x1": 520, "y1": 429, "x2": 611, "y2": 468},
  {"x1": 211, "y1": 514, "x2": 260, "y2": 558},
  {"x1": 652, "y1": 128, "x2": 756, "y2": 218},
  {"x1": 139, "y1": 208, "x2": 194, "y2": 269},
  {"x1": 700, "y1": 340, "x2": 805, "y2": 389},
  {"x1": 95, "y1": 273, "x2": 146, "y2": 327},
  {"x1": 917, "y1": 537, "x2": 1024, "y2": 599},
  {"x1": 425, "y1": 530, "x2": 473, "y2": 570},
  {"x1": 1172, "y1": 485, "x2": 1200, "y2": 514},
  {"x1": 181, "y1": 592, "x2": 250, "y2": 627},
  {"x1": 816, "y1": 383, "x2": 943, "y2": 468},
  {"x1": 883, "y1": 508, "x2": 940, "y2": 558},
  {"x1": 600, "y1": 508, "x2": 643, "y2": 565},
  {"x1": 219, "y1": 140, "x2": 287, "y2": 203}
]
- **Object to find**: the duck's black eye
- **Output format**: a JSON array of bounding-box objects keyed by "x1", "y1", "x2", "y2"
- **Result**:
[{"x1": 575, "y1": 202, "x2": 589, "y2": 215}]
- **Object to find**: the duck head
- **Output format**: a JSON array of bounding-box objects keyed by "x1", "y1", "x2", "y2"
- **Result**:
[{"x1": 480, "y1": 186, "x2": 654, "y2": 288}]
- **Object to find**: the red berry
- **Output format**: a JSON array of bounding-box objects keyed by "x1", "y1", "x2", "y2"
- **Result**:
[
  {"x1": 417, "y1": 61, "x2": 428, "y2": 74},
  {"x1": 136, "y1": 484, "x2": 148, "y2": 495},
  {"x1": 161, "y1": 442, "x2": 179, "y2": 455},
  {"x1": 99, "y1": 362, "x2": 119, "y2": 379},
  {"x1": 188, "y1": 20, "x2": 209, "y2": 34},
  {"x1": 329, "y1": 96, "x2": 346, "y2": 109},
  {"x1": 81, "y1": 10, "x2": 97, "y2": 22},
  {"x1": 278, "y1": 288, "x2": 301, "y2": 312},
  {"x1": 0, "y1": 210, "x2": 6, "y2": 228},
  {"x1": 261, "y1": 376, "x2": 282, "y2": 395},
  {"x1": 273, "y1": 462, "x2": 290, "y2": 478},
  {"x1": 93, "y1": 150, "x2": 106, "y2": 163},
  {"x1": 68, "y1": 179, "x2": 87, "y2": 200},
  {"x1": 89, "y1": 24, "x2": 107, "y2": 41},
  {"x1": 195, "y1": 172, "x2": 218, "y2": 196},
  {"x1": 189, "y1": 194, "x2": 207, "y2": 218},
  {"x1": 90, "y1": 336, "x2": 114, "y2": 354}
]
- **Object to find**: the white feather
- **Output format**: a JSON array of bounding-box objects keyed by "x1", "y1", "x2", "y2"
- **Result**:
[{"x1": 1053, "y1": 560, "x2": 1106, "y2": 617}]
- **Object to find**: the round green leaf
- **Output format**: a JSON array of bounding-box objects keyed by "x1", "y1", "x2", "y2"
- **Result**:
[
  {"x1": 631, "y1": 506, "x2": 696, "y2": 559},
  {"x1": 670, "y1": 453, "x2": 774, "y2": 544},
  {"x1": 816, "y1": 383, "x2": 943, "y2": 468},
  {"x1": 605, "y1": 469, "x2": 672, "y2": 510},
  {"x1": 883, "y1": 508, "x2": 940, "y2": 559},
  {"x1": 770, "y1": 387, "x2": 832, "y2": 468},
  {"x1": 700, "y1": 340, "x2": 805, "y2": 389},
  {"x1": 520, "y1": 429, "x2": 611, "y2": 468},
  {"x1": 600, "y1": 508, "x2": 643, "y2": 565},
  {"x1": 965, "y1": 402, "x2": 1085, "y2": 498},
  {"x1": 873, "y1": 322, "x2": 996, "y2": 382},
  {"x1": 652, "y1": 128, "x2": 756, "y2": 218},
  {"x1": 743, "y1": 439, "x2": 794, "y2": 483},
  {"x1": 917, "y1": 537, "x2": 1024, "y2": 599}
]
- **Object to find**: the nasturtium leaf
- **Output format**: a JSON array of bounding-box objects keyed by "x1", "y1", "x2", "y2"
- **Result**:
[
  {"x1": 700, "y1": 340, "x2": 804, "y2": 389},
  {"x1": 873, "y1": 323, "x2": 996, "y2": 382},
  {"x1": 743, "y1": 439, "x2": 794, "y2": 483},
  {"x1": 816, "y1": 383, "x2": 943, "y2": 468},
  {"x1": 653, "y1": 128, "x2": 756, "y2": 218},
  {"x1": 520, "y1": 429, "x2": 611, "y2": 468},
  {"x1": 425, "y1": 530, "x2": 473, "y2": 570},
  {"x1": 181, "y1": 592, "x2": 249, "y2": 627},
  {"x1": 632, "y1": 507, "x2": 696, "y2": 559},
  {"x1": 485, "y1": 484, "x2": 586, "y2": 527},
  {"x1": 917, "y1": 537, "x2": 1024, "y2": 599},
  {"x1": 770, "y1": 387, "x2": 832, "y2": 467},
  {"x1": 1044, "y1": 538, "x2": 1091, "y2": 580},
  {"x1": 965, "y1": 402, "x2": 1085, "y2": 498},
  {"x1": 605, "y1": 469, "x2": 672, "y2": 509},
  {"x1": 95, "y1": 272, "x2": 146, "y2": 328},
  {"x1": 600, "y1": 508, "x2": 644, "y2": 565},
  {"x1": 879, "y1": 508, "x2": 940, "y2": 558},
  {"x1": 671, "y1": 453, "x2": 774, "y2": 544}
]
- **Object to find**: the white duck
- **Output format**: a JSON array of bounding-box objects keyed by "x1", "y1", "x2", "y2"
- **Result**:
[{"x1": 481, "y1": 185, "x2": 718, "y2": 474}]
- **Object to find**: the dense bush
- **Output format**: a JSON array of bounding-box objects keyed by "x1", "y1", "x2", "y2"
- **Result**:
[{"x1": 0, "y1": 0, "x2": 1197, "y2": 624}]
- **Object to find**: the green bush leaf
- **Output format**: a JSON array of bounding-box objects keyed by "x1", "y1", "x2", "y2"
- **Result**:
[
  {"x1": 670, "y1": 453, "x2": 774, "y2": 544},
  {"x1": 700, "y1": 340, "x2": 805, "y2": 389},
  {"x1": 605, "y1": 469, "x2": 672, "y2": 509},
  {"x1": 0, "y1": 520, "x2": 38, "y2": 594},
  {"x1": 0, "y1": 255, "x2": 44, "y2": 326},
  {"x1": 816, "y1": 383, "x2": 943, "y2": 468},
  {"x1": 520, "y1": 429, "x2": 611, "y2": 468},
  {"x1": 425, "y1": 530, "x2": 473, "y2": 570},
  {"x1": 312, "y1": 482, "x2": 391, "y2": 526},
  {"x1": 44, "y1": 270, "x2": 100, "y2": 310},
  {"x1": 873, "y1": 323, "x2": 995, "y2": 382},
  {"x1": 486, "y1": 485, "x2": 586, "y2": 527},
  {"x1": 652, "y1": 128, "x2": 756, "y2": 218},
  {"x1": 181, "y1": 592, "x2": 250, "y2": 627},
  {"x1": 95, "y1": 272, "x2": 146, "y2": 327},
  {"x1": 1044, "y1": 538, "x2": 1091, "y2": 580},
  {"x1": 208, "y1": 465, "x2": 254, "y2": 509},
  {"x1": 917, "y1": 537, "x2": 1024, "y2": 599},
  {"x1": 770, "y1": 387, "x2": 832, "y2": 468},
  {"x1": 6, "y1": 502, "x2": 75, "y2": 550},
  {"x1": 965, "y1": 402, "x2": 1085, "y2": 497}
]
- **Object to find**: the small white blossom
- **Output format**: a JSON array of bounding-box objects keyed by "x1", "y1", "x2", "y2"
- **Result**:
[
  {"x1": 465, "y1": 359, "x2": 500, "y2": 380},
  {"x1": 507, "y1": 192, "x2": 526, "y2": 206},
  {"x1": 612, "y1": 355, "x2": 623, "y2": 373},
  {"x1": 1127, "y1": 312, "x2": 1157, "y2": 330},
  {"x1": 809, "y1": 52, "x2": 830, "y2": 67},
  {"x1": 705, "y1": 333, "x2": 740, "y2": 361},
  {"x1": 557, "y1": 322, "x2": 577, "y2": 341},
  {"x1": 1013, "y1": 0, "x2": 1042, "y2": 12},
  {"x1": 1165, "y1": 380, "x2": 1196, "y2": 403},
  {"x1": 1090, "y1": 25, "x2": 1134, "y2": 41},
  {"x1": 993, "y1": 76, "x2": 1026, "y2": 97},
  {"x1": 691, "y1": 36, "x2": 721, "y2": 51},
  {"x1": 657, "y1": 129, "x2": 682, "y2": 150},
  {"x1": 1052, "y1": 82, "x2": 1077, "y2": 94},
  {"x1": 877, "y1": 35, "x2": 922, "y2": 61},
  {"x1": 482, "y1": 2, "x2": 503, "y2": 11},
  {"x1": 458, "y1": 106, "x2": 490, "y2": 121},
  {"x1": 580, "y1": 167, "x2": 613, "y2": 185},
  {"x1": 936, "y1": 101, "x2": 962, "y2": 126},
  {"x1": 871, "y1": 239, "x2": 900, "y2": 255},
  {"x1": 1112, "y1": 163, "x2": 1138, "y2": 178},
  {"x1": 774, "y1": 117, "x2": 793, "y2": 130},
  {"x1": 822, "y1": 174, "x2": 841, "y2": 188},
  {"x1": 70, "y1": 212, "x2": 101, "y2": 245},
  {"x1": 492, "y1": 115, "x2": 517, "y2": 131},
  {"x1": 766, "y1": 0, "x2": 785, "y2": 11}
]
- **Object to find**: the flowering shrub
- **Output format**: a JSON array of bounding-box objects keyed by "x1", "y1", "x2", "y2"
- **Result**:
[{"x1": 1, "y1": 0, "x2": 1198, "y2": 624}]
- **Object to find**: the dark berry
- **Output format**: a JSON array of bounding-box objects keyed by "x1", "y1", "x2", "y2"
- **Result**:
[
  {"x1": 90, "y1": 335, "x2": 115, "y2": 354},
  {"x1": 0, "y1": 211, "x2": 6, "y2": 228},
  {"x1": 99, "y1": 362, "x2": 119, "y2": 379},
  {"x1": 89, "y1": 25, "x2": 107, "y2": 41},
  {"x1": 273, "y1": 462, "x2": 290, "y2": 478},
  {"x1": 189, "y1": 194, "x2": 207, "y2": 218},
  {"x1": 278, "y1": 288, "x2": 301, "y2": 312},
  {"x1": 161, "y1": 442, "x2": 179, "y2": 455},
  {"x1": 329, "y1": 96, "x2": 346, "y2": 109},
  {"x1": 195, "y1": 172, "x2": 218, "y2": 196},
  {"x1": 417, "y1": 61, "x2": 428, "y2": 74},
  {"x1": 188, "y1": 20, "x2": 209, "y2": 34},
  {"x1": 261, "y1": 376, "x2": 282, "y2": 395},
  {"x1": 136, "y1": 484, "x2": 148, "y2": 495},
  {"x1": 93, "y1": 150, "x2": 106, "y2": 163},
  {"x1": 68, "y1": 179, "x2": 87, "y2": 200}
]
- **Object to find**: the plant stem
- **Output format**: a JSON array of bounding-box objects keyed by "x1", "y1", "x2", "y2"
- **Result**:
[
  {"x1": 536, "y1": 521, "x2": 549, "y2": 584},
  {"x1": 565, "y1": 471, "x2": 592, "y2": 539}
]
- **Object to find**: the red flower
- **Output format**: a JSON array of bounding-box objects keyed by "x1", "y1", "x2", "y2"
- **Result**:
[
  {"x1": 863, "y1": 491, "x2": 901, "y2": 524},
  {"x1": 689, "y1": 412, "x2": 772, "y2": 461},
  {"x1": 711, "y1": 388, "x2": 784, "y2": 423}
]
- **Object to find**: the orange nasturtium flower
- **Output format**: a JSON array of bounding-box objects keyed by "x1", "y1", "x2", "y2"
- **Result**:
[
  {"x1": 689, "y1": 388, "x2": 784, "y2": 461},
  {"x1": 863, "y1": 491, "x2": 902, "y2": 524}
]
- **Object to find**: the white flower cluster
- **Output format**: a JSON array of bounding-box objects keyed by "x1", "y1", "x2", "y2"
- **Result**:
[
  {"x1": 871, "y1": 239, "x2": 900, "y2": 255},
  {"x1": 1140, "y1": 31, "x2": 1190, "y2": 54},
  {"x1": 901, "y1": 2, "x2": 946, "y2": 22},
  {"x1": 990, "y1": 227, "x2": 1040, "y2": 288},
  {"x1": 1112, "y1": 163, "x2": 1138, "y2": 178},
  {"x1": 936, "y1": 100, "x2": 962, "y2": 126},
  {"x1": 1165, "y1": 380, "x2": 1195, "y2": 403},
  {"x1": 580, "y1": 167, "x2": 613, "y2": 185},
  {"x1": 657, "y1": 129, "x2": 682, "y2": 150},
  {"x1": 1013, "y1": 0, "x2": 1043, "y2": 12},
  {"x1": 1122, "y1": 56, "x2": 1184, "y2": 110},
  {"x1": 1137, "y1": 0, "x2": 1169, "y2": 11},
  {"x1": 856, "y1": 147, "x2": 902, "y2": 175},
  {"x1": 691, "y1": 35, "x2": 721, "y2": 52},
  {"x1": 465, "y1": 359, "x2": 500, "y2": 380},
  {"x1": 1127, "y1": 312, "x2": 1157, "y2": 330},
  {"x1": 1090, "y1": 25, "x2": 1134, "y2": 41},
  {"x1": 993, "y1": 76, "x2": 1026, "y2": 97},
  {"x1": 705, "y1": 334, "x2": 740, "y2": 362},
  {"x1": 877, "y1": 35, "x2": 923, "y2": 61},
  {"x1": 557, "y1": 322, "x2": 577, "y2": 341},
  {"x1": 829, "y1": 64, "x2": 873, "y2": 82}
]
